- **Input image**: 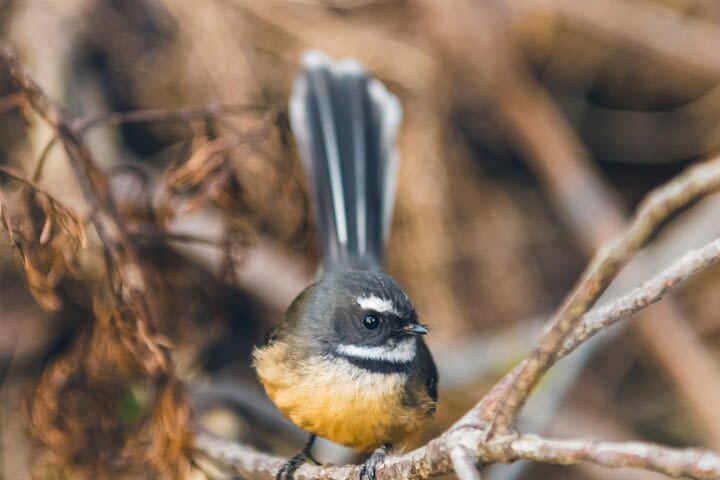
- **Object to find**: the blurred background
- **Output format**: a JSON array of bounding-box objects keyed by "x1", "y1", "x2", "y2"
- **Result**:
[{"x1": 2, "y1": 0, "x2": 720, "y2": 479}]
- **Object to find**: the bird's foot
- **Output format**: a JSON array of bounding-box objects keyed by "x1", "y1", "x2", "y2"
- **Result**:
[
  {"x1": 276, "y1": 434, "x2": 317, "y2": 480},
  {"x1": 276, "y1": 453, "x2": 308, "y2": 480},
  {"x1": 360, "y1": 443, "x2": 391, "y2": 480}
]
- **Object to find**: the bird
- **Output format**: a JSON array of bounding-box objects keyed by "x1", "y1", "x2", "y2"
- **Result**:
[{"x1": 252, "y1": 50, "x2": 438, "y2": 480}]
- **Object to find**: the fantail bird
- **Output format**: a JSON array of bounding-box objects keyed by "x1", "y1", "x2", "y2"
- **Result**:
[{"x1": 252, "y1": 51, "x2": 438, "y2": 480}]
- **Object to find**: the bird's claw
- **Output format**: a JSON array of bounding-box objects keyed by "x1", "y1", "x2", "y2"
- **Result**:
[
  {"x1": 360, "y1": 444, "x2": 390, "y2": 480},
  {"x1": 276, "y1": 435, "x2": 317, "y2": 480},
  {"x1": 276, "y1": 453, "x2": 307, "y2": 480}
]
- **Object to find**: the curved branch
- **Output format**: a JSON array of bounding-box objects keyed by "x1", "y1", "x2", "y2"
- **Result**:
[{"x1": 488, "y1": 154, "x2": 720, "y2": 434}]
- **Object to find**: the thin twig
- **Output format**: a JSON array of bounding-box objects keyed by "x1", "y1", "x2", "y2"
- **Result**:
[
  {"x1": 0, "y1": 165, "x2": 49, "y2": 189},
  {"x1": 74, "y1": 102, "x2": 269, "y2": 133},
  {"x1": 508, "y1": 434, "x2": 720, "y2": 480},
  {"x1": 30, "y1": 136, "x2": 58, "y2": 182},
  {"x1": 561, "y1": 237, "x2": 720, "y2": 358}
]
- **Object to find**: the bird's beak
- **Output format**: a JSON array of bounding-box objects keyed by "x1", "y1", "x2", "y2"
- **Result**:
[{"x1": 401, "y1": 323, "x2": 429, "y2": 336}]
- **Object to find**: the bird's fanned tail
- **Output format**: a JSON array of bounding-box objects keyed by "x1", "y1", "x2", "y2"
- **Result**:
[{"x1": 289, "y1": 51, "x2": 402, "y2": 271}]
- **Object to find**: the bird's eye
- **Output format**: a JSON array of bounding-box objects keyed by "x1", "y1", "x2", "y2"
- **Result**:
[{"x1": 362, "y1": 314, "x2": 380, "y2": 330}]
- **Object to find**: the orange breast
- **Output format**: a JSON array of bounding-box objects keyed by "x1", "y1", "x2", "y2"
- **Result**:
[{"x1": 253, "y1": 341, "x2": 433, "y2": 452}]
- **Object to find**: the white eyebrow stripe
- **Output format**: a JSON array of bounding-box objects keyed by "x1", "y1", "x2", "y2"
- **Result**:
[
  {"x1": 336, "y1": 339, "x2": 417, "y2": 363},
  {"x1": 357, "y1": 295, "x2": 398, "y2": 314}
]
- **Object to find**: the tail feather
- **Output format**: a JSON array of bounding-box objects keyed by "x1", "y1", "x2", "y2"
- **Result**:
[{"x1": 289, "y1": 51, "x2": 402, "y2": 270}]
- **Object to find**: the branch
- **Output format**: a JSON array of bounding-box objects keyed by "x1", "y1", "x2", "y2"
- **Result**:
[
  {"x1": 74, "y1": 102, "x2": 269, "y2": 132},
  {"x1": 508, "y1": 434, "x2": 720, "y2": 480},
  {"x1": 560, "y1": 236, "x2": 720, "y2": 358},
  {"x1": 487, "y1": 154, "x2": 720, "y2": 434},
  {"x1": 195, "y1": 429, "x2": 720, "y2": 480},
  {"x1": 450, "y1": 447, "x2": 483, "y2": 480}
]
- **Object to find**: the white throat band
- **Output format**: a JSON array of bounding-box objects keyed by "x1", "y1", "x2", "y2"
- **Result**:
[{"x1": 336, "y1": 338, "x2": 416, "y2": 363}]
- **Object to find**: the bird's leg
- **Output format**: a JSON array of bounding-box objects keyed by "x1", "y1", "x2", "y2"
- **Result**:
[
  {"x1": 276, "y1": 434, "x2": 318, "y2": 480},
  {"x1": 360, "y1": 443, "x2": 392, "y2": 480}
]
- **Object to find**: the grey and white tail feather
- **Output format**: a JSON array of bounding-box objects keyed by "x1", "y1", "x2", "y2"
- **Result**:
[{"x1": 289, "y1": 51, "x2": 402, "y2": 271}]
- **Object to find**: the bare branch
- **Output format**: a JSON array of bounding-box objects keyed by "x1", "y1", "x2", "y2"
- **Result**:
[
  {"x1": 509, "y1": 434, "x2": 720, "y2": 480},
  {"x1": 195, "y1": 428, "x2": 720, "y2": 480},
  {"x1": 487, "y1": 154, "x2": 720, "y2": 434},
  {"x1": 561, "y1": 237, "x2": 720, "y2": 358},
  {"x1": 450, "y1": 447, "x2": 483, "y2": 480},
  {"x1": 30, "y1": 135, "x2": 58, "y2": 182},
  {"x1": 194, "y1": 433, "x2": 276, "y2": 479}
]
